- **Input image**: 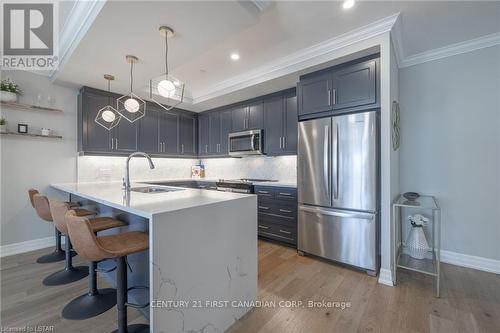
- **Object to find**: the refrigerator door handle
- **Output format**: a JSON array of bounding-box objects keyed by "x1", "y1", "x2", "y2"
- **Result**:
[
  {"x1": 323, "y1": 125, "x2": 330, "y2": 199},
  {"x1": 299, "y1": 205, "x2": 374, "y2": 220},
  {"x1": 332, "y1": 122, "x2": 339, "y2": 200}
]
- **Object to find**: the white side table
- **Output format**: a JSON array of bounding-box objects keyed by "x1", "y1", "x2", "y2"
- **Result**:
[{"x1": 391, "y1": 195, "x2": 441, "y2": 297}]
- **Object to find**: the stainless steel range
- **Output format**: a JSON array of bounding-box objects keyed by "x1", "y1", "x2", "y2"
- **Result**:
[{"x1": 216, "y1": 178, "x2": 276, "y2": 193}]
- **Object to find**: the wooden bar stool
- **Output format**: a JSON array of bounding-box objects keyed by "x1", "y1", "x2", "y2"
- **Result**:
[
  {"x1": 46, "y1": 202, "x2": 127, "y2": 320},
  {"x1": 66, "y1": 213, "x2": 150, "y2": 333},
  {"x1": 28, "y1": 189, "x2": 94, "y2": 263}
]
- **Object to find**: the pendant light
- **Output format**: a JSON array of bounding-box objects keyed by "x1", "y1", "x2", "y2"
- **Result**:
[
  {"x1": 117, "y1": 55, "x2": 146, "y2": 123},
  {"x1": 95, "y1": 74, "x2": 121, "y2": 130},
  {"x1": 150, "y1": 26, "x2": 185, "y2": 111}
]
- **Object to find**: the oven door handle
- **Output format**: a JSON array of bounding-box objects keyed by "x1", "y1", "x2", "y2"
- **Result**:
[{"x1": 250, "y1": 134, "x2": 255, "y2": 150}]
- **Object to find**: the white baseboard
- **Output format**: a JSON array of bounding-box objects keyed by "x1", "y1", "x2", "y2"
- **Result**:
[
  {"x1": 0, "y1": 236, "x2": 64, "y2": 258},
  {"x1": 378, "y1": 268, "x2": 394, "y2": 286},
  {"x1": 441, "y1": 250, "x2": 500, "y2": 275}
]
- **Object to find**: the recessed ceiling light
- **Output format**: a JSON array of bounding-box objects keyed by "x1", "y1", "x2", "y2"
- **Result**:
[
  {"x1": 230, "y1": 53, "x2": 240, "y2": 61},
  {"x1": 342, "y1": 0, "x2": 355, "y2": 9}
]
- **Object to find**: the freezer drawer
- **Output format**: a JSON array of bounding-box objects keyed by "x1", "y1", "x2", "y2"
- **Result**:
[{"x1": 298, "y1": 205, "x2": 377, "y2": 271}]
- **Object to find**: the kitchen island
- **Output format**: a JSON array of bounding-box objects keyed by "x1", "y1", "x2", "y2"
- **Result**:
[{"x1": 52, "y1": 181, "x2": 257, "y2": 333}]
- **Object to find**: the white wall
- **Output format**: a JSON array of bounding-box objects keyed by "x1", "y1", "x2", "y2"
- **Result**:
[
  {"x1": 0, "y1": 71, "x2": 78, "y2": 246},
  {"x1": 399, "y1": 45, "x2": 500, "y2": 261}
]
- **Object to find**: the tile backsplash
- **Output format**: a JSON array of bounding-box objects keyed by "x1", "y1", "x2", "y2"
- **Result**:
[
  {"x1": 201, "y1": 155, "x2": 297, "y2": 182},
  {"x1": 77, "y1": 155, "x2": 297, "y2": 183}
]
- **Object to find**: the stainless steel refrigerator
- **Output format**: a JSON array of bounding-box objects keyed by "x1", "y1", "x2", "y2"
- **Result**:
[{"x1": 298, "y1": 110, "x2": 379, "y2": 274}]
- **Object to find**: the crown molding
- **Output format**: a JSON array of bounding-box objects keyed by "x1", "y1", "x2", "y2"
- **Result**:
[
  {"x1": 49, "y1": 0, "x2": 106, "y2": 80},
  {"x1": 193, "y1": 13, "x2": 400, "y2": 104},
  {"x1": 389, "y1": 13, "x2": 404, "y2": 67},
  {"x1": 399, "y1": 32, "x2": 500, "y2": 68}
]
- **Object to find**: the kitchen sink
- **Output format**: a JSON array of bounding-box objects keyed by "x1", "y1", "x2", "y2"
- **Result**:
[{"x1": 130, "y1": 186, "x2": 183, "y2": 194}]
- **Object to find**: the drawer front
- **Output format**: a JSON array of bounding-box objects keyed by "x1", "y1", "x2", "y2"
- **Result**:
[
  {"x1": 255, "y1": 186, "x2": 275, "y2": 198},
  {"x1": 258, "y1": 201, "x2": 297, "y2": 220},
  {"x1": 258, "y1": 220, "x2": 296, "y2": 245},
  {"x1": 276, "y1": 188, "x2": 297, "y2": 201}
]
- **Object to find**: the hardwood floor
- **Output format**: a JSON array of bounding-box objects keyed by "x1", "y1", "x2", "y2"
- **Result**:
[{"x1": 1, "y1": 241, "x2": 499, "y2": 333}]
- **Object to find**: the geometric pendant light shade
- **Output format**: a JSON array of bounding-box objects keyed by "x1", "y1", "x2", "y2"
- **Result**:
[
  {"x1": 149, "y1": 26, "x2": 185, "y2": 111},
  {"x1": 95, "y1": 74, "x2": 121, "y2": 130},
  {"x1": 117, "y1": 55, "x2": 146, "y2": 123}
]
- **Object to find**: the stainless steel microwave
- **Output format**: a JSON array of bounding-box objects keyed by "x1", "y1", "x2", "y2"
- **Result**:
[{"x1": 228, "y1": 130, "x2": 263, "y2": 157}]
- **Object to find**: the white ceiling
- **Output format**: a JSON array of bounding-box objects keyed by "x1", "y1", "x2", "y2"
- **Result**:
[{"x1": 55, "y1": 1, "x2": 500, "y2": 111}]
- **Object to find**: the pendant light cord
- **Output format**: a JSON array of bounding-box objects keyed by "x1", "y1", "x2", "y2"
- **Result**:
[
  {"x1": 130, "y1": 61, "x2": 134, "y2": 93},
  {"x1": 107, "y1": 79, "x2": 111, "y2": 104},
  {"x1": 165, "y1": 33, "x2": 169, "y2": 77}
]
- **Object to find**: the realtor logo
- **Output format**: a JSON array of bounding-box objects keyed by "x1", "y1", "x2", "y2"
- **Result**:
[{"x1": 1, "y1": 1, "x2": 58, "y2": 70}]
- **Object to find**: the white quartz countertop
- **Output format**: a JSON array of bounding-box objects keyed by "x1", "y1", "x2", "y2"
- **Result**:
[{"x1": 51, "y1": 182, "x2": 254, "y2": 219}]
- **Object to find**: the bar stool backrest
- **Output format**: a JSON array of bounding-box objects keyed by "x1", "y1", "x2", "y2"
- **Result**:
[
  {"x1": 48, "y1": 199, "x2": 70, "y2": 234},
  {"x1": 28, "y1": 189, "x2": 39, "y2": 208},
  {"x1": 33, "y1": 194, "x2": 53, "y2": 222},
  {"x1": 65, "y1": 213, "x2": 111, "y2": 262}
]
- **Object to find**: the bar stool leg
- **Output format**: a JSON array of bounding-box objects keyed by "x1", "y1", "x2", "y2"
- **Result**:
[
  {"x1": 36, "y1": 228, "x2": 76, "y2": 263},
  {"x1": 112, "y1": 256, "x2": 149, "y2": 333},
  {"x1": 42, "y1": 235, "x2": 89, "y2": 286},
  {"x1": 62, "y1": 261, "x2": 117, "y2": 320}
]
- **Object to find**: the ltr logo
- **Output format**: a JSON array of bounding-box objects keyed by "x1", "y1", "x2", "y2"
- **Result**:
[{"x1": 3, "y1": 3, "x2": 53, "y2": 55}]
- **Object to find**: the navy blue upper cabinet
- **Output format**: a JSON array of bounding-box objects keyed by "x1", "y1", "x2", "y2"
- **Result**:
[
  {"x1": 282, "y1": 93, "x2": 298, "y2": 154},
  {"x1": 219, "y1": 110, "x2": 232, "y2": 155},
  {"x1": 264, "y1": 93, "x2": 297, "y2": 156},
  {"x1": 264, "y1": 96, "x2": 283, "y2": 156},
  {"x1": 332, "y1": 59, "x2": 377, "y2": 110},
  {"x1": 79, "y1": 88, "x2": 111, "y2": 152},
  {"x1": 231, "y1": 101, "x2": 264, "y2": 132},
  {"x1": 138, "y1": 103, "x2": 160, "y2": 153},
  {"x1": 298, "y1": 56, "x2": 379, "y2": 117},
  {"x1": 113, "y1": 116, "x2": 138, "y2": 153},
  {"x1": 209, "y1": 112, "x2": 221, "y2": 154},
  {"x1": 198, "y1": 113, "x2": 209, "y2": 155},
  {"x1": 231, "y1": 106, "x2": 247, "y2": 132},
  {"x1": 247, "y1": 101, "x2": 264, "y2": 130},
  {"x1": 179, "y1": 114, "x2": 196, "y2": 156},
  {"x1": 159, "y1": 110, "x2": 179, "y2": 155},
  {"x1": 297, "y1": 72, "x2": 333, "y2": 116}
]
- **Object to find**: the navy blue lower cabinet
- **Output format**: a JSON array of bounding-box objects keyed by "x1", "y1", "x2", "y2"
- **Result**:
[{"x1": 255, "y1": 185, "x2": 297, "y2": 247}]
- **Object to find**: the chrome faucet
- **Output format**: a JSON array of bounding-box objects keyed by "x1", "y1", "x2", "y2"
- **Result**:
[{"x1": 123, "y1": 152, "x2": 155, "y2": 191}]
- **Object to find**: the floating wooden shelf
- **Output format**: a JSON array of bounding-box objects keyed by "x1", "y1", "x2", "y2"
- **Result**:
[
  {"x1": 0, "y1": 131, "x2": 62, "y2": 139},
  {"x1": 0, "y1": 101, "x2": 63, "y2": 113}
]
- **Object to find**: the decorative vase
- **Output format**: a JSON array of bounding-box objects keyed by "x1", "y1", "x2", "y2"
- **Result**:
[
  {"x1": 406, "y1": 214, "x2": 430, "y2": 259},
  {"x1": 0, "y1": 91, "x2": 17, "y2": 103},
  {"x1": 0, "y1": 124, "x2": 6, "y2": 132}
]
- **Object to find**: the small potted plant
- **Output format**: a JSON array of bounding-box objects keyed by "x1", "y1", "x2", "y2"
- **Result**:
[
  {"x1": 0, "y1": 117, "x2": 7, "y2": 132},
  {"x1": 0, "y1": 78, "x2": 22, "y2": 103}
]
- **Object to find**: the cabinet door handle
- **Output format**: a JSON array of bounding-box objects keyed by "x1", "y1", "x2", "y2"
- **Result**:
[
  {"x1": 279, "y1": 209, "x2": 292, "y2": 213},
  {"x1": 332, "y1": 88, "x2": 337, "y2": 105},
  {"x1": 205, "y1": 144, "x2": 208, "y2": 153},
  {"x1": 258, "y1": 225, "x2": 269, "y2": 229},
  {"x1": 111, "y1": 137, "x2": 114, "y2": 150},
  {"x1": 115, "y1": 139, "x2": 118, "y2": 150},
  {"x1": 181, "y1": 144, "x2": 184, "y2": 154},
  {"x1": 258, "y1": 206, "x2": 270, "y2": 210},
  {"x1": 283, "y1": 137, "x2": 286, "y2": 149},
  {"x1": 279, "y1": 229, "x2": 292, "y2": 235},
  {"x1": 279, "y1": 192, "x2": 292, "y2": 196},
  {"x1": 159, "y1": 142, "x2": 161, "y2": 152},
  {"x1": 162, "y1": 142, "x2": 165, "y2": 152},
  {"x1": 328, "y1": 89, "x2": 331, "y2": 106},
  {"x1": 258, "y1": 190, "x2": 269, "y2": 194},
  {"x1": 279, "y1": 137, "x2": 282, "y2": 149}
]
